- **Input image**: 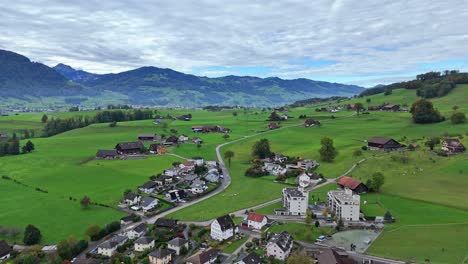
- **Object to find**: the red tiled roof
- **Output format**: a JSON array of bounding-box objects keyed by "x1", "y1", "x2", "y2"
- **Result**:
[
  {"x1": 183, "y1": 161, "x2": 194, "y2": 166},
  {"x1": 337, "y1": 176, "x2": 362, "y2": 190},
  {"x1": 247, "y1": 212, "x2": 266, "y2": 223}
]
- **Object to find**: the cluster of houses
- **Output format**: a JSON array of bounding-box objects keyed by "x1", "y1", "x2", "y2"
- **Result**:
[
  {"x1": 367, "y1": 104, "x2": 402, "y2": 112},
  {"x1": 120, "y1": 157, "x2": 222, "y2": 212},
  {"x1": 260, "y1": 154, "x2": 320, "y2": 177},
  {"x1": 367, "y1": 136, "x2": 466, "y2": 154},
  {"x1": 316, "y1": 106, "x2": 340, "y2": 113},
  {"x1": 191, "y1": 125, "x2": 230, "y2": 134}
]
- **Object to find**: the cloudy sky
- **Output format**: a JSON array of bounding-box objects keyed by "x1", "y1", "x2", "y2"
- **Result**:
[{"x1": 1, "y1": 0, "x2": 467, "y2": 87}]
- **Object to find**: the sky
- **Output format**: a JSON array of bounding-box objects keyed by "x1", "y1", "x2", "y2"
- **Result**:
[{"x1": 1, "y1": 0, "x2": 468, "y2": 87}]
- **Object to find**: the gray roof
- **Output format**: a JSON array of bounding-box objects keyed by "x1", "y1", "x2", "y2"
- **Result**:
[
  {"x1": 140, "y1": 181, "x2": 158, "y2": 189},
  {"x1": 0, "y1": 240, "x2": 11, "y2": 258},
  {"x1": 168, "y1": 237, "x2": 188, "y2": 247},
  {"x1": 284, "y1": 188, "x2": 305, "y2": 198},
  {"x1": 135, "y1": 236, "x2": 154, "y2": 245},
  {"x1": 215, "y1": 215, "x2": 235, "y2": 231},
  {"x1": 132, "y1": 223, "x2": 147, "y2": 233},
  {"x1": 240, "y1": 252, "x2": 262, "y2": 264},
  {"x1": 115, "y1": 141, "x2": 144, "y2": 150},
  {"x1": 124, "y1": 192, "x2": 139, "y2": 201},
  {"x1": 141, "y1": 197, "x2": 158, "y2": 207},
  {"x1": 269, "y1": 232, "x2": 293, "y2": 253},
  {"x1": 99, "y1": 236, "x2": 127, "y2": 249},
  {"x1": 149, "y1": 248, "x2": 173, "y2": 259},
  {"x1": 186, "y1": 248, "x2": 218, "y2": 264}
]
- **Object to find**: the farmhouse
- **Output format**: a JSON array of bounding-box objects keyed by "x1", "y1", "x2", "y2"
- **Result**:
[
  {"x1": 167, "y1": 237, "x2": 189, "y2": 255},
  {"x1": 210, "y1": 215, "x2": 237, "y2": 241},
  {"x1": 191, "y1": 125, "x2": 230, "y2": 133},
  {"x1": 134, "y1": 237, "x2": 155, "y2": 252},
  {"x1": 367, "y1": 105, "x2": 382, "y2": 111},
  {"x1": 297, "y1": 159, "x2": 319, "y2": 170},
  {"x1": 139, "y1": 181, "x2": 158, "y2": 193},
  {"x1": 327, "y1": 188, "x2": 361, "y2": 221},
  {"x1": 154, "y1": 218, "x2": 178, "y2": 229},
  {"x1": 247, "y1": 212, "x2": 268, "y2": 230},
  {"x1": 164, "y1": 135, "x2": 179, "y2": 145},
  {"x1": 316, "y1": 247, "x2": 356, "y2": 264},
  {"x1": 367, "y1": 137, "x2": 403, "y2": 151},
  {"x1": 268, "y1": 122, "x2": 281, "y2": 130},
  {"x1": 149, "y1": 144, "x2": 167, "y2": 155},
  {"x1": 141, "y1": 197, "x2": 159, "y2": 212},
  {"x1": 192, "y1": 137, "x2": 203, "y2": 144},
  {"x1": 441, "y1": 139, "x2": 465, "y2": 153},
  {"x1": 179, "y1": 134, "x2": 189, "y2": 142},
  {"x1": 125, "y1": 223, "x2": 147, "y2": 239},
  {"x1": 186, "y1": 247, "x2": 219, "y2": 264},
  {"x1": 0, "y1": 240, "x2": 11, "y2": 261},
  {"x1": 177, "y1": 114, "x2": 192, "y2": 121},
  {"x1": 95, "y1": 149, "x2": 118, "y2": 159},
  {"x1": 115, "y1": 141, "x2": 145, "y2": 154},
  {"x1": 122, "y1": 192, "x2": 141, "y2": 206},
  {"x1": 236, "y1": 252, "x2": 262, "y2": 264},
  {"x1": 97, "y1": 236, "x2": 128, "y2": 257},
  {"x1": 263, "y1": 162, "x2": 287, "y2": 176},
  {"x1": 337, "y1": 176, "x2": 368, "y2": 194},
  {"x1": 382, "y1": 104, "x2": 400, "y2": 111},
  {"x1": 266, "y1": 231, "x2": 293, "y2": 261},
  {"x1": 138, "y1": 133, "x2": 156, "y2": 141},
  {"x1": 304, "y1": 118, "x2": 321, "y2": 127},
  {"x1": 149, "y1": 248, "x2": 173, "y2": 264},
  {"x1": 276, "y1": 188, "x2": 308, "y2": 216}
]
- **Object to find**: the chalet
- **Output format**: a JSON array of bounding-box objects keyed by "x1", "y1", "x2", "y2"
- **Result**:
[
  {"x1": 268, "y1": 122, "x2": 281, "y2": 130},
  {"x1": 166, "y1": 189, "x2": 186, "y2": 202},
  {"x1": 164, "y1": 135, "x2": 179, "y2": 145},
  {"x1": 138, "y1": 133, "x2": 156, "y2": 141},
  {"x1": 97, "y1": 236, "x2": 128, "y2": 257},
  {"x1": 149, "y1": 144, "x2": 167, "y2": 155},
  {"x1": 191, "y1": 156, "x2": 204, "y2": 166},
  {"x1": 134, "y1": 237, "x2": 155, "y2": 252},
  {"x1": 266, "y1": 232, "x2": 293, "y2": 261},
  {"x1": 167, "y1": 237, "x2": 189, "y2": 255},
  {"x1": 177, "y1": 114, "x2": 192, "y2": 121},
  {"x1": 367, "y1": 105, "x2": 382, "y2": 111},
  {"x1": 316, "y1": 248, "x2": 357, "y2": 264},
  {"x1": 442, "y1": 139, "x2": 466, "y2": 153},
  {"x1": 186, "y1": 248, "x2": 219, "y2": 264},
  {"x1": 190, "y1": 178, "x2": 208, "y2": 194},
  {"x1": 192, "y1": 137, "x2": 203, "y2": 144},
  {"x1": 367, "y1": 137, "x2": 403, "y2": 151},
  {"x1": 141, "y1": 197, "x2": 159, "y2": 212},
  {"x1": 125, "y1": 223, "x2": 147, "y2": 239},
  {"x1": 154, "y1": 218, "x2": 178, "y2": 229},
  {"x1": 96, "y1": 149, "x2": 118, "y2": 159},
  {"x1": 0, "y1": 240, "x2": 11, "y2": 262},
  {"x1": 115, "y1": 141, "x2": 145, "y2": 154},
  {"x1": 179, "y1": 134, "x2": 189, "y2": 143},
  {"x1": 122, "y1": 192, "x2": 141, "y2": 206},
  {"x1": 247, "y1": 212, "x2": 268, "y2": 230},
  {"x1": 149, "y1": 248, "x2": 173, "y2": 264},
  {"x1": 236, "y1": 252, "x2": 262, "y2": 264},
  {"x1": 382, "y1": 104, "x2": 400, "y2": 111},
  {"x1": 210, "y1": 215, "x2": 237, "y2": 241},
  {"x1": 304, "y1": 118, "x2": 321, "y2": 127},
  {"x1": 139, "y1": 181, "x2": 158, "y2": 193},
  {"x1": 337, "y1": 176, "x2": 368, "y2": 194}
]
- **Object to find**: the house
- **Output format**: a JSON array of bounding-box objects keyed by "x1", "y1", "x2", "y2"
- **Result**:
[
  {"x1": 167, "y1": 237, "x2": 189, "y2": 255},
  {"x1": 367, "y1": 137, "x2": 402, "y2": 151},
  {"x1": 191, "y1": 125, "x2": 230, "y2": 133},
  {"x1": 204, "y1": 169, "x2": 220, "y2": 183},
  {"x1": 316, "y1": 247, "x2": 357, "y2": 264},
  {"x1": 190, "y1": 178, "x2": 208, "y2": 194},
  {"x1": 337, "y1": 176, "x2": 369, "y2": 194},
  {"x1": 266, "y1": 232, "x2": 293, "y2": 261},
  {"x1": 125, "y1": 223, "x2": 147, "y2": 239},
  {"x1": 206, "y1": 160, "x2": 217, "y2": 168},
  {"x1": 367, "y1": 105, "x2": 382, "y2": 111},
  {"x1": 134, "y1": 237, "x2": 155, "y2": 252},
  {"x1": 263, "y1": 163, "x2": 287, "y2": 176},
  {"x1": 247, "y1": 212, "x2": 268, "y2": 230},
  {"x1": 154, "y1": 218, "x2": 178, "y2": 229},
  {"x1": 304, "y1": 118, "x2": 321, "y2": 127},
  {"x1": 273, "y1": 154, "x2": 288, "y2": 163},
  {"x1": 192, "y1": 137, "x2": 203, "y2": 144},
  {"x1": 122, "y1": 192, "x2": 141, "y2": 206},
  {"x1": 138, "y1": 133, "x2": 156, "y2": 141},
  {"x1": 0, "y1": 240, "x2": 11, "y2": 262},
  {"x1": 235, "y1": 252, "x2": 262, "y2": 264},
  {"x1": 210, "y1": 215, "x2": 237, "y2": 241},
  {"x1": 180, "y1": 161, "x2": 195, "y2": 170},
  {"x1": 297, "y1": 159, "x2": 319, "y2": 170},
  {"x1": 166, "y1": 189, "x2": 187, "y2": 202},
  {"x1": 139, "y1": 181, "x2": 158, "y2": 194},
  {"x1": 97, "y1": 236, "x2": 128, "y2": 257},
  {"x1": 115, "y1": 141, "x2": 145, "y2": 154},
  {"x1": 442, "y1": 139, "x2": 466, "y2": 153},
  {"x1": 96, "y1": 149, "x2": 118, "y2": 159},
  {"x1": 141, "y1": 197, "x2": 159, "y2": 212},
  {"x1": 182, "y1": 173, "x2": 198, "y2": 183},
  {"x1": 165, "y1": 135, "x2": 179, "y2": 145},
  {"x1": 191, "y1": 156, "x2": 204, "y2": 166},
  {"x1": 177, "y1": 114, "x2": 192, "y2": 121},
  {"x1": 164, "y1": 167, "x2": 180, "y2": 177},
  {"x1": 155, "y1": 175, "x2": 173, "y2": 186},
  {"x1": 120, "y1": 215, "x2": 134, "y2": 225},
  {"x1": 276, "y1": 188, "x2": 308, "y2": 216},
  {"x1": 186, "y1": 248, "x2": 219, "y2": 264},
  {"x1": 327, "y1": 188, "x2": 360, "y2": 221},
  {"x1": 179, "y1": 134, "x2": 189, "y2": 143},
  {"x1": 381, "y1": 104, "x2": 400, "y2": 111},
  {"x1": 149, "y1": 248, "x2": 173, "y2": 264},
  {"x1": 149, "y1": 144, "x2": 167, "y2": 155},
  {"x1": 268, "y1": 122, "x2": 281, "y2": 130}
]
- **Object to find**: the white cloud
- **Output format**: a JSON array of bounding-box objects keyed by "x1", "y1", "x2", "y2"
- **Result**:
[{"x1": 0, "y1": 0, "x2": 467, "y2": 86}]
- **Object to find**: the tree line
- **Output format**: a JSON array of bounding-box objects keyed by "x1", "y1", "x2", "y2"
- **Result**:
[{"x1": 0, "y1": 133, "x2": 35, "y2": 156}]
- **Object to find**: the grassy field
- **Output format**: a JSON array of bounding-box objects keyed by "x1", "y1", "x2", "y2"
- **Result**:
[
  {"x1": 221, "y1": 236, "x2": 249, "y2": 254},
  {"x1": 268, "y1": 223, "x2": 333, "y2": 243}
]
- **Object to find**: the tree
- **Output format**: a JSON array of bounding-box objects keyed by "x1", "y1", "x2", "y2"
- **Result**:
[
  {"x1": 25, "y1": 140, "x2": 35, "y2": 153},
  {"x1": 41, "y1": 114, "x2": 48, "y2": 123},
  {"x1": 252, "y1": 139, "x2": 272, "y2": 159},
  {"x1": 232, "y1": 112, "x2": 238, "y2": 117},
  {"x1": 305, "y1": 210, "x2": 312, "y2": 225},
  {"x1": 286, "y1": 249, "x2": 315, "y2": 264},
  {"x1": 314, "y1": 220, "x2": 320, "y2": 228},
  {"x1": 425, "y1": 137, "x2": 440, "y2": 150},
  {"x1": 85, "y1": 224, "x2": 100, "y2": 240},
  {"x1": 371, "y1": 172, "x2": 385, "y2": 192},
  {"x1": 224, "y1": 150, "x2": 235, "y2": 167},
  {"x1": 450, "y1": 112, "x2": 466, "y2": 124},
  {"x1": 80, "y1": 196, "x2": 91, "y2": 208},
  {"x1": 366, "y1": 98, "x2": 371, "y2": 103},
  {"x1": 319, "y1": 137, "x2": 337, "y2": 162},
  {"x1": 179, "y1": 246, "x2": 188, "y2": 255},
  {"x1": 384, "y1": 211, "x2": 393, "y2": 222},
  {"x1": 336, "y1": 219, "x2": 344, "y2": 231},
  {"x1": 268, "y1": 111, "x2": 282, "y2": 121},
  {"x1": 410, "y1": 98, "x2": 444, "y2": 124},
  {"x1": 9, "y1": 139, "x2": 20, "y2": 155},
  {"x1": 452, "y1": 105, "x2": 459, "y2": 111},
  {"x1": 222, "y1": 134, "x2": 230, "y2": 141},
  {"x1": 355, "y1": 102, "x2": 364, "y2": 115},
  {"x1": 23, "y1": 224, "x2": 42, "y2": 245}
]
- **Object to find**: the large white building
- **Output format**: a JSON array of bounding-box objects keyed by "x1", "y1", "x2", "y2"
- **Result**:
[
  {"x1": 327, "y1": 188, "x2": 361, "y2": 221},
  {"x1": 277, "y1": 188, "x2": 308, "y2": 216},
  {"x1": 210, "y1": 215, "x2": 237, "y2": 241},
  {"x1": 266, "y1": 231, "x2": 293, "y2": 261}
]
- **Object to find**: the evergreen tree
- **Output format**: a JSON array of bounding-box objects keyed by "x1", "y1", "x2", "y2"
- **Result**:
[
  {"x1": 319, "y1": 137, "x2": 337, "y2": 162},
  {"x1": 252, "y1": 139, "x2": 272, "y2": 159},
  {"x1": 23, "y1": 224, "x2": 42, "y2": 245},
  {"x1": 41, "y1": 114, "x2": 48, "y2": 123}
]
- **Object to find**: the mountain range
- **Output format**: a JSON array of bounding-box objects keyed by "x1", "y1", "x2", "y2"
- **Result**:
[{"x1": 0, "y1": 49, "x2": 365, "y2": 108}]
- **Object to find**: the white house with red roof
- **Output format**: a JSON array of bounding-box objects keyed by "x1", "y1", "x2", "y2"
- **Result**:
[
  {"x1": 180, "y1": 161, "x2": 195, "y2": 170},
  {"x1": 247, "y1": 212, "x2": 268, "y2": 230}
]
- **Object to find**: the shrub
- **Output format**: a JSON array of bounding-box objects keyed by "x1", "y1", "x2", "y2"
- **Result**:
[{"x1": 450, "y1": 112, "x2": 466, "y2": 124}]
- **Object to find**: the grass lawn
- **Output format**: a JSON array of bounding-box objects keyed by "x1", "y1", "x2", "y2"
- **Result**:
[
  {"x1": 268, "y1": 223, "x2": 333, "y2": 243},
  {"x1": 221, "y1": 236, "x2": 249, "y2": 254}
]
